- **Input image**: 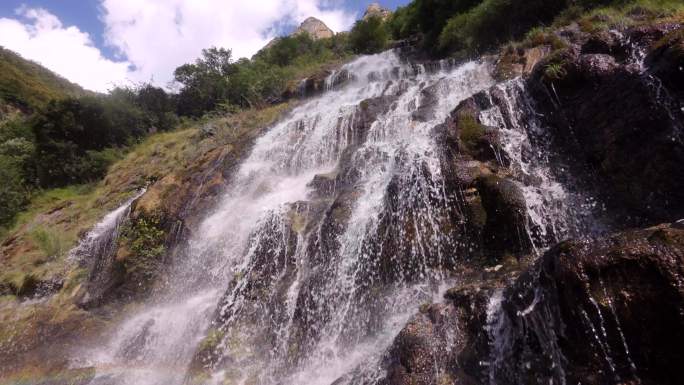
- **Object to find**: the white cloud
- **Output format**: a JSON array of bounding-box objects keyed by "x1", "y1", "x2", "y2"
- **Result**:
[
  {"x1": 0, "y1": 2, "x2": 356, "y2": 92},
  {"x1": 101, "y1": 0, "x2": 356, "y2": 87},
  {"x1": 0, "y1": 7, "x2": 131, "y2": 92}
]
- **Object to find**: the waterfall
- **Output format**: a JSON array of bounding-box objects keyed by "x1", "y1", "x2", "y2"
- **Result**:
[
  {"x1": 70, "y1": 189, "x2": 146, "y2": 265},
  {"x1": 70, "y1": 189, "x2": 147, "y2": 308},
  {"x1": 75, "y1": 50, "x2": 592, "y2": 385}
]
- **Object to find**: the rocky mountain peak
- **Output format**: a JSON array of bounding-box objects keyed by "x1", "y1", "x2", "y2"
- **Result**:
[
  {"x1": 363, "y1": 2, "x2": 391, "y2": 21},
  {"x1": 294, "y1": 17, "x2": 334, "y2": 40}
]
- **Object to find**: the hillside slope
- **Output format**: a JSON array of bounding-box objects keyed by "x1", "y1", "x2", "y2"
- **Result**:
[{"x1": 0, "y1": 46, "x2": 86, "y2": 113}]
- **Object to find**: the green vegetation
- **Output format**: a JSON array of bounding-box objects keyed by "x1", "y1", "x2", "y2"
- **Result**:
[
  {"x1": 174, "y1": 34, "x2": 351, "y2": 117},
  {"x1": 0, "y1": 271, "x2": 38, "y2": 297},
  {"x1": 0, "y1": 47, "x2": 85, "y2": 111},
  {"x1": 545, "y1": 62, "x2": 569, "y2": 81},
  {"x1": 0, "y1": 85, "x2": 176, "y2": 229},
  {"x1": 123, "y1": 215, "x2": 166, "y2": 262},
  {"x1": 458, "y1": 115, "x2": 487, "y2": 151},
  {"x1": 30, "y1": 226, "x2": 67, "y2": 260},
  {"x1": 386, "y1": 0, "x2": 684, "y2": 57},
  {"x1": 349, "y1": 16, "x2": 390, "y2": 54}
]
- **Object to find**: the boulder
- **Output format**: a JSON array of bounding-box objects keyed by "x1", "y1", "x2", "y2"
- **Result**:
[{"x1": 476, "y1": 175, "x2": 530, "y2": 257}]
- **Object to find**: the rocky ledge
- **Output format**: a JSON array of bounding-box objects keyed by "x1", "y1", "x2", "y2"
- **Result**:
[{"x1": 376, "y1": 222, "x2": 684, "y2": 385}]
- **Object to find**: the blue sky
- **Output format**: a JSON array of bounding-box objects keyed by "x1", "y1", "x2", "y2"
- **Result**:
[{"x1": 0, "y1": 1, "x2": 409, "y2": 91}]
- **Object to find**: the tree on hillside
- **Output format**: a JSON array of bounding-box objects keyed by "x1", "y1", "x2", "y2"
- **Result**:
[
  {"x1": 349, "y1": 16, "x2": 390, "y2": 55},
  {"x1": 174, "y1": 48, "x2": 233, "y2": 117},
  {"x1": 31, "y1": 96, "x2": 146, "y2": 187}
]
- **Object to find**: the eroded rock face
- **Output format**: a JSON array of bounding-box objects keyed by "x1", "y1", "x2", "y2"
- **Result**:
[
  {"x1": 363, "y1": 3, "x2": 391, "y2": 21},
  {"x1": 492, "y1": 224, "x2": 684, "y2": 385},
  {"x1": 380, "y1": 288, "x2": 493, "y2": 385},
  {"x1": 295, "y1": 17, "x2": 335, "y2": 40},
  {"x1": 527, "y1": 23, "x2": 684, "y2": 225},
  {"x1": 374, "y1": 224, "x2": 684, "y2": 385}
]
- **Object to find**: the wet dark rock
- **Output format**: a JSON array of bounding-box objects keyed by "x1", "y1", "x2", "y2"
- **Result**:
[
  {"x1": 527, "y1": 24, "x2": 684, "y2": 225},
  {"x1": 282, "y1": 66, "x2": 348, "y2": 100},
  {"x1": 582, "y1": 30, "x2": 629, "y2": 60},
  {"x1": 438, "y1": 95, "x2": 505, "y2": 164},
  {"x1": 374, "y1": 224, "x2": 684, "y2": 385},
  {"x1": 379, "y1": 290, "x2": 492, "y2": 385},
  {"x1": 411, "y1": 83, "x2": 439, "y2": 122},
  {"x1": 477, "y1": 175, "x2": 530, "y2": 258},
  {"x1": 577, "y1": 53, "x2": 620, "y2": 77},
  {"x1": 308, "y1": 172, "x2": 338, "y2": 197},
  {"x1": 492, "y1": 224, "x2": 684, "y2": 385},
  {"x1": 646, "y1": 28, "x2": 684, "y2": 101}
]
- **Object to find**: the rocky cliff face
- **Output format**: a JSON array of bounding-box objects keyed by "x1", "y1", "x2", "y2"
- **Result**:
[
  {"x1": 526, "y1": 23, "x2": 684, "y2": 226},
  {"x1": 369, "y1": 19, "x2": 684, "y2": 385},
  {"x1": 377, "y1": 223, "x2": 684, "y2": 385},
  {"x1": 262, "y1": 16, "x2": 335, "y2": 52},
  {"x1": 294, "y1": 16, "x2": 335, "y2": 40},
  {"x1": 363, "y1": 3, "x2": 391, "y2": 21}
]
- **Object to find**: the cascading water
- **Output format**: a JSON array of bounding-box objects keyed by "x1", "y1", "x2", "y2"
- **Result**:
[
  {"x1": 75, "y1": 50, "x2": 591, "y2": 385},
  {"x1": 71, "y1": 189, "x2": 147, "y2": 307}
]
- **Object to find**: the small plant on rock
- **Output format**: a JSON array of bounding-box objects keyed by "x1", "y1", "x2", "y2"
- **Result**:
[{"x1": 544, "y1": 62, "x2": 568, "y2": 81}]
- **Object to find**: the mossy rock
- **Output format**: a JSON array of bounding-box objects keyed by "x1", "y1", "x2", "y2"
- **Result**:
[
  {"x1": 454, "y1": 113, "x2": 501, "y2": 163},
  {"x1": 458, "y1": 115, "x2": 486, "y2": 151},
  {"x1": 115, "y1": 211, "x2": 167, "y2": 296}
]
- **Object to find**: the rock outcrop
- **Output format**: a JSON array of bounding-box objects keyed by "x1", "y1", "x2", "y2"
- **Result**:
[
  {"x1": 294, "y1": 17, "x2": 334, "y2": 40},
  {"x1": 363, "y1": 3, "x2": 391, "y2": 21},
  {"x1": 376, "y1": 223, "x2": 684, "y2": 385},
  {"x1": 527, "y1": 23, "x2": 684, "y2": 226}
]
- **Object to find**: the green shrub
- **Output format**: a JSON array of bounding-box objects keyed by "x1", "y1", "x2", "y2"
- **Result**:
[
  {"x1": 121, "y1": 214, "x2": 167, "y2": 282},
  {"x1": 439, "y1": 0, "x2": 568, "y2": 55},
  {"x1": 349, "y1": 16, "x2": 390, "y2": 54},
  {"x1": 0, "y1": 156, "x2": 28, "y2": 226},
  {"x1": 544, "y1": 62, "x2": 568, "y2": 81},
  {"x1": 0, "y1": 272, "x2": 38, "y2": 296},
  {"x1": 387, "y1": 2, "x2": 420, "y2": 40},
  {"x1": 30, "y1": 96, "x2": 146, "y2": 187},
  {"x1": 30, "y1": 226, "x2": 67, "y2": 259}
]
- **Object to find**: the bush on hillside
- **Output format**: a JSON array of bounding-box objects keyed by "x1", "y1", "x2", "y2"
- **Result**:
[
  {"x1": 0, "y1": 154, "x2": 29, "y2": 226},
  {"x1": 31, "y1": 96, "x2": 147, "y2": 187},
  {"x1": 349, "y1": 16, "x2": 390, "y2": 54},
  {"x1": 174, "y1": 47, "x2": 234, "y2": 117},
  {"x1": 438, "y1": 0, "x2": 569, "y2": 55},
  {"x1": 174, "y1": 35, "x2": 352, "y2": 116},
  {"x1": 387, "y1": 2, "x2": 420, "y2": 40}
]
